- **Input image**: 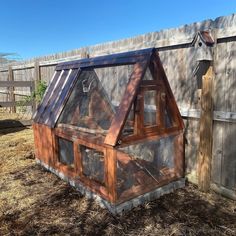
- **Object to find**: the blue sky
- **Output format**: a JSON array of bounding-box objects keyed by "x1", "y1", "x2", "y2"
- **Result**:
[{"x1": 1, "y1": 0, "x2": 236, "y2": 60}]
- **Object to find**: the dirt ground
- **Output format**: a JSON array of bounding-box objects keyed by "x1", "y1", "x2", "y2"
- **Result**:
[{"x1": 0, "y1": 117, "x2": 235, "y2": 235}]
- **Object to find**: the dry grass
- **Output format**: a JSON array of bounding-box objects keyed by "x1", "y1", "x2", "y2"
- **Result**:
[{"x1": 0, "y1": 116, "x2": 235, "y2": 235}]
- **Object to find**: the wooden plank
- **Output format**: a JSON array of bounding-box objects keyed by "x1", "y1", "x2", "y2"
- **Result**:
[
  {"x1": 56, "y1": 48, "x2": 154, "y2": 70},
  {"x1": 0, "y1": 80, "x2": 35, "y2": 87},
  {"x1": 221, "y1": 123, "x2": 236, "y2": 189},
  {"x1": 0, "y1": 91, "x2": 31, "y2": 97},
  {"x1": 33, "y1": 123, "x2": 54, "y2": 165},
  {"x1": 104, "y1": 60, "x2": 149, "y2": 146},
  {"x1": 0, "y1": 101, "x2": 33, "y2": 107},
  {"x1": 105, "y1": 148, "x2": 117, "y2": 203},
  {"x1": 8, "y1": 66, "x2": 16, "y2": 113},
  {"x1": 74, "y1": 141, "x2": 83, "y2": 177},
  {"x1": 211, "y1": 41, "x2": 227, "y2": 187},
  {"x1": 216, "y1": 26, "x2": 236, "y2": 40},
  {"x1": 211, "y1": 183, "x2": 236, "y2": 200},
  {"x1": 220, "y1": 41, "x2": 236, "y2": 190},
  {"x1": 197, "y1": 65, "x2": 214, "y2": 192},
  {"x1": 33, "y1": 60, "x2": 41, "y2": 111},
  {"x1": 134, "y1": 90, "x2": 144, "y2": 136}
]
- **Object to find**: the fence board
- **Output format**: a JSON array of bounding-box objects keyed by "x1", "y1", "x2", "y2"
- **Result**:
[
  {"x1": 0, "y1": 101, "x2": 34, "y2": 107},
  {"x1": 0, "y1": 81, "x2": 34, "y2": 87}
]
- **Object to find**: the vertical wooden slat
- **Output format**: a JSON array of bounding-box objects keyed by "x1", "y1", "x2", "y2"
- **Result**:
[
  {"x1": 8, "y1": 66, "x2": 16, "y2": 113},
  {"x1": 74, "y1": 141, "x2": 83, "y2": 177},
  {"x1": 34, "y1": 60, "x2": 41, "y2": 111},
  {"x1": 197, "y1": 65, "x2": 214, "y2": 192},
  {"x1": 105, "y1": 147, "x2": 117, "y2": 203}
]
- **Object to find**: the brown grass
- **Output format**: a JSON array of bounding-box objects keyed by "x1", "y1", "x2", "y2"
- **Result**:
[{"x1": 0, "y1": 117, "x2": 235, "y2": 235}]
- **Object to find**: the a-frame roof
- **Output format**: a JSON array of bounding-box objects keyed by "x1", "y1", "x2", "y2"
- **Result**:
[
  {"x1": 34, "y1": 47, "x2": 184, "y2": 146},
  {"x1": 33, "y1": 48, "x2": 154, "y2": 127}
]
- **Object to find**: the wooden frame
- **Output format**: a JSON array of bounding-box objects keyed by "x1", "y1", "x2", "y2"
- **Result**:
[{"x1": 33, "y1": 48, "x2": 185, "y2": 206}]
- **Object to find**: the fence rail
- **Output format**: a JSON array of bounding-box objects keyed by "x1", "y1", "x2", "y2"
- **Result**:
[{"x1": 0, "y1": 75, "x2": 35, "y2": 112}]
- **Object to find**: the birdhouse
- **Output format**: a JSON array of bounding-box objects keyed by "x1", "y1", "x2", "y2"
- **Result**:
[
  {"x1": 192, "y1": 31, "x2": 214, "y2": 61},
  {"x1": 33, "y1": 48, "x2": 185, "y2": 214}
]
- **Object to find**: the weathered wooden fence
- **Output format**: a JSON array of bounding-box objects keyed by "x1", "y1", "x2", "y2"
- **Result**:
[
  {"x1": 0, "y1": 78, "x2": 35, "y2": 112},
  {"x1": 0, "y1": 13, "x2": 236, "y2": 199}
]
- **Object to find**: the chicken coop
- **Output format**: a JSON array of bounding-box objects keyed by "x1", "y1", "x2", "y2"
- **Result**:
[{"x1": 33, "y1": 48, "x2": 185, "y2": 214}]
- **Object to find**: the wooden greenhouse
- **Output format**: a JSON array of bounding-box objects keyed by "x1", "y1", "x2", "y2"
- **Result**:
[{"x1": 33, "y1": 48, "x2": 185, "y2": 214}]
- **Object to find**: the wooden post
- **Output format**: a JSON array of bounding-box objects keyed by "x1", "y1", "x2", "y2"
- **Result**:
[
  {"x1": 34, "y1": 60, "x2": 41, "y2": 111},
  {"x1": 105, "y1": 148, "x2": 117, "y2": 203},
  {"x1": 197, "y1": 64, "x2": 214, "y2": 192},
  {"x1": 8, "y1": 66, "x2": 16, "y2": 113}
]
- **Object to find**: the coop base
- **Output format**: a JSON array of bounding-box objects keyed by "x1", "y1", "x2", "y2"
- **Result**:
[{"x1": 36, "y1": 159, "x2": 185, "y2": 215}]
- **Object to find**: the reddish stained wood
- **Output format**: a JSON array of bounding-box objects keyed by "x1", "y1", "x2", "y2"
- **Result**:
[
  {"x1": 33, "y1": 48, "x2": 185, "y2": 205},
  {"x1": 74, "y1": 141, "x2": 83, "y2": 177},
  {"x1": 33, "y1": 123, "x2": 54, "y2": 166},
  {"x1": 104, "y1": 60, "x2": 149, "y2": 146},
  {"x1": 105, "y1": 148, "x2": 117, "y2": 203},
  {"x1": 56, "y1": 48, "x2": 154, "y2": 70},
  {"x1": 134, "y1": 91, "x2": 144, "y2": 136}
]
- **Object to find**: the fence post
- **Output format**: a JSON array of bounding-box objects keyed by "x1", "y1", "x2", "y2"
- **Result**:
[
  {"x1": 197, "y1": 64, "x2": 214, "y2": 192},
  {"x1": 33, "y1": 60, "x2": 41, "y2": 112},
  {"x1": 8, "y1": 66, "x2": 16, "y2": 113}
]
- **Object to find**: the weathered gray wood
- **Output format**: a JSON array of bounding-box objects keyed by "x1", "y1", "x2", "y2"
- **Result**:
[
  {"x1": 211, "y1": 183, "x2": 236, "y2": 200},
  {"x1": 0, "y1": 101, "x2": 34, "y2": 107},
  {"x1": 184, "y1": 118, "x2": 200, "y2": 176},
  {"x1": 220, "y1": 40, "x2": 236, "y2": 190},
  {"x1": 0, "y1": 80, "x2": 34, "y2": 87},
  {"x1": 8, "y1": 66, "x2": 16, "y2": 113},
  {"x1": 211, "y1": 41, "x2": 226, "y2": 187}
]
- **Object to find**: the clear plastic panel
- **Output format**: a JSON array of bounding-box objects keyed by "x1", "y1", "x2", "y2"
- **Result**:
[
  {"x1": 144, "y1": 90, "x2": 157, "y2": 126},
  {"x1": 122, "y1": 104, "x2": 134, "y2": 136},
  {"x1": 165, "y1": 108, "x2": 173, "y2": 128},
  {"x1": 80, "y1": 145, "x2": 105, "y2": 184},
  {"x1": 58, "y1": 138, "x2": 74, "y2": 167},
  {"x1": 117, "y1": 134, "x2": 176, "y2": 199},
  {"x1": 143, "y1": 68, "x2": 153, "y2": 80},
  {"x1": 95, "y1": 65, "x2": 134, "y2": 111},
  {"x1": 58, "y1": 65, "x2": 134, "y2": 134}
]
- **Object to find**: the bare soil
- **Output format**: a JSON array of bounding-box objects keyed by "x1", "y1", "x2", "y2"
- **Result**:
[{"x1": 0, "y1": 117, "x2": 235, "y2": 235}]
